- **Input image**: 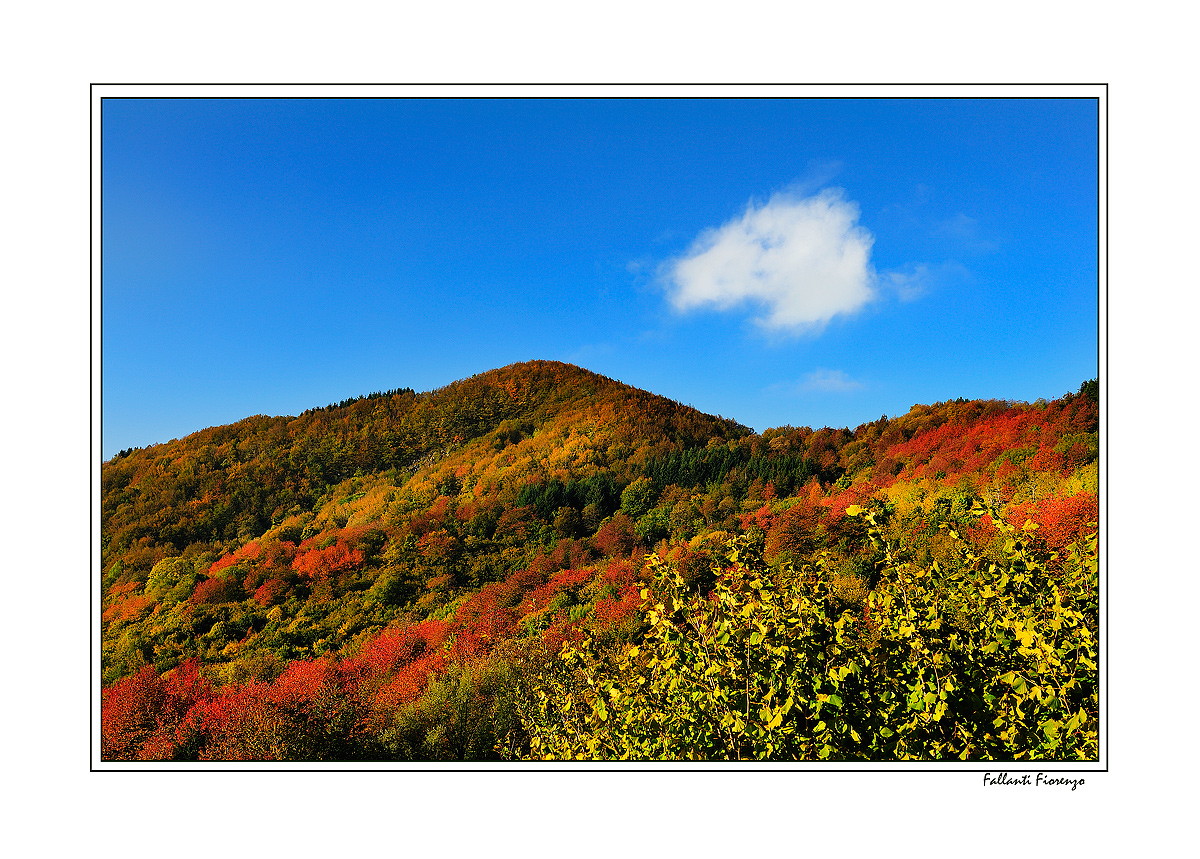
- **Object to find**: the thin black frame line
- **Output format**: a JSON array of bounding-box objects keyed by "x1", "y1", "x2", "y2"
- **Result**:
[
  {"x1": 90, "y1": 87, "x2": 95, "y2": 771},
  {"x1": 91, "y1": 81, "x2": 1110, "y2": 87},
  {"x1": 95, "y1": 95, "x2": 1104, "y2": 104},
  {"x1": 92, "y1": 86, "x2": 1107, "y2": 772},
  {"x1": 98, "y1": 763, "x2": 1106, "y2": 773},
  {"x1": 88, "y1": 760, "x2": 1107, "y2": 774},
  {"x1": 1102, "y1": 87, "x2": 1109, "y2": 770}
]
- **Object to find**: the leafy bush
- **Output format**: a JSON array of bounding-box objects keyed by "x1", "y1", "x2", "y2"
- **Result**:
[{"x1": 509, "y1": 503, "x2": 1097, "y2": 761}]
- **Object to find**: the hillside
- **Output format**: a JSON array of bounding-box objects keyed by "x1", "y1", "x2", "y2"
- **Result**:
[
  {"x1": 102, "y1": 361, "x2": 748, "y2": 580},
  {"x1": 100, "y1": 362, "x2": 1099, "y2": 762}
]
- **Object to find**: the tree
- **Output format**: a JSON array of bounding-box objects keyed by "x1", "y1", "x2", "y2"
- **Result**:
[
  {"x1": 510, "y1": 504, "x2": 1098, "y2": 761},
  {"x1": 144, "y1": 556, "x2": 198, "y2": 603},
  {"x1": 620, "y1": 477, "x2": 657, "y2": 519},
  {"x1": 1078, "y1": 378, "x2": 1099, "y2": 403}
]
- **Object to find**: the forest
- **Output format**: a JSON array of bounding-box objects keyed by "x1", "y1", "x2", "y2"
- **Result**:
[{"x1": 100, "y1": 360, "x2": 1099, "y2": 762}]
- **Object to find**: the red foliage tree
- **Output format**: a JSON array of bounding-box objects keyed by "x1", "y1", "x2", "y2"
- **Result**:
[
  {"x1": 253, "y1": 577, "x2": 292, "y2": 607},
  {"x1": 1007, "y1": 492, "x2": 1098, "y2": 553},
  {"x1": 593, "y1": 512, "x2": 636, "y2": 557},
  {"x1": 763, "y1": 501, "x2": 823, "y2": 562},
  {"x1": 190, "y1": 576, "x2": 243, "y2": 605},
  {"x1": 208, "y1": 541, "x2": 262, "y2": 577},
  {"x1": 101, "y1": 659, "x2": 211, "y2": 761}
]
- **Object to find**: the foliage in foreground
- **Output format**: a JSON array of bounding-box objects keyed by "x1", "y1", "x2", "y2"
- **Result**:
[
  {"x1": 510, "y1": 503, "x2": 1098, "y2": 761},
  {"x1": 99, "y1": 366, "x2": 1098, "y2": 762}
]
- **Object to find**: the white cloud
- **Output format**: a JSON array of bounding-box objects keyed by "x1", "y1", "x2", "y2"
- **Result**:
[
  {"x1": 801, "y1": 369, "x2": 864, "y2": 392},
  {"x1": 881, "y1": 260, "x2": 971, "y2": 301},
  {"x1": 664, "y1": 189, "x2": 876, "y2": 331},
  {"x1": 881, "y1": 263, "x2": 932, "y2": 301},
  {"x1": 935, "y1": 213, "x2": 999, "y2": 254}
]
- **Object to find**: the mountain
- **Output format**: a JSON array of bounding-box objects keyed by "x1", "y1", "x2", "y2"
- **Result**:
[
  {"x1": 102, "y1": 361, "x2": 748, "y2": 580},
  {"x1": 100, "y1": 361, "x2": 1099, "y2": 762}
]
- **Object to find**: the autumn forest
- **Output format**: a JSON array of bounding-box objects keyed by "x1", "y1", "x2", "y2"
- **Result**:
[{"x1": 100, "y1": 360, "x2": 1099, "y2": 762}]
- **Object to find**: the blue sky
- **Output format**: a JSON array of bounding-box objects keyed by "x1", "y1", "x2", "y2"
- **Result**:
[{"x1": 102, "y1": 97, "x2": 1098, "y2": 458}]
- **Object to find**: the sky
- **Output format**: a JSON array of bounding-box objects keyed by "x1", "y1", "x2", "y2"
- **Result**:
[{"x1": 101, "y1": 97, "x2": 1098, "y2": 458}]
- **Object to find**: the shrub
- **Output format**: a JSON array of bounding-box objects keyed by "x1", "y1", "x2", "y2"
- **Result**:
[{"x1": 510, "y1": 503, "x2": 1097, "y2": 761}]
